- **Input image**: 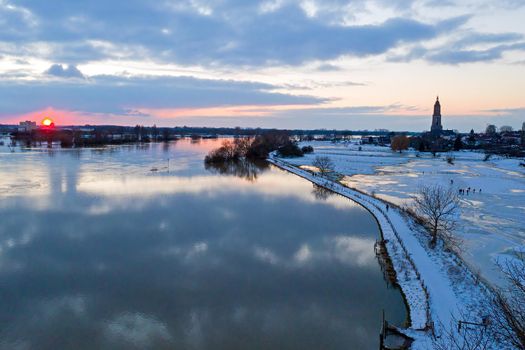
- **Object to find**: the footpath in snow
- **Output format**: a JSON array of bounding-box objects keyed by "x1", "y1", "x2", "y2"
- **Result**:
[
  {"x1": 269, "y1": 154, "x2": 500, "y2": 349},
  {"x1": 285, "y1": 141, "x2": 525, "y2": 288}
]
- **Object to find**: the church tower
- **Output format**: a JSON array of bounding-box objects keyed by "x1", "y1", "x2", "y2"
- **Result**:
[{"x1": 430, "y1": 96, "x2": 443, "y2": 136}]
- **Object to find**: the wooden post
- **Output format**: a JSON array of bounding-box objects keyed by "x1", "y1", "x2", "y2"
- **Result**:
[{"x1": 380, "y1": 309, "x2": 385, "y2": 349}]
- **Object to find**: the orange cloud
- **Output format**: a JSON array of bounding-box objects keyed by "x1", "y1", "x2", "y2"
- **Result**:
[
  {"x1": 2, "y1": 102, "x2": 505, "y2": 129},
  {"x1": 3, "y1": 108, "x2": 122, "y2": 126},
  {"x1": 3, "y1": 104, "x2": 320, "y2": 126},
  {"x1": 136, "y1": 104, "x2": 317, "y2": 119}
]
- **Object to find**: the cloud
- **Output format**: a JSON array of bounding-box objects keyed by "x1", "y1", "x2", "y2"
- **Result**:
[
  {"x1": 0, "y1": 70, "x2": 31, "y2": 79},
  {"x1": 1, "y1": 1, "x2": 522, "y2": 68},
  {"x1": 1, "y1": 0, "x2": 523, "y2": 131},
  {"x1": 0, "y1": 1, "x2": 37, "y2": 37},
  {"x1": 45, "y1": 64, "x2": 85, "y2": 79},
  {"x1": 424, "y1": 43, "x2": 525, "y2": 64},
  {"x1": 426, "y1": 46, "x2": 509, "y2": 64},
  {"x1": 424, "y1": 0, "x2": 525, "y2": 10},
  {"x1": 390, "y1": 30, "x2": 525, "y2": 64},
  {"x1": 105, "y1": 313, "x2": 172, "y2": 347},
  {"x1": 0, "y1": 74, "x2": 327, "y2": 118},
  {"x1": 453, "y1": 32, "x2": 524, "y2": 47},
  {"x1": 281, "y1": 80, "x2": 366, "y2": 90},
  {"x1": 0, "y1": 1, "x2": 469, "y2": 66},
  {"x1": 315, "y1": 63, "x2": 342, "y2": 72},
  {"x1": 278, "y1": 104, "x2": 421, "y2": 115},
  {"x1": 482, "y1": 107, "x2": 525, "y2": 115}
]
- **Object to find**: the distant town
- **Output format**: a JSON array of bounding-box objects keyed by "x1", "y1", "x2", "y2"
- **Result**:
[{"x1": 1, "y1": 98, "x2": 524, "y2": 158}]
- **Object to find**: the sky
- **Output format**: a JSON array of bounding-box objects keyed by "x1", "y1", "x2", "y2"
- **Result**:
[{"x1": 1, "y1": 0, "x2": 524, "y2": 131}]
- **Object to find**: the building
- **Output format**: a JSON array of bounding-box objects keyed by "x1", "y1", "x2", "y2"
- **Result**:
[
  {"x1": 361, "y1": 135, "x2": 391, "y2": 145},
  {"x1": 430, "y1": 97, "x2": 443, "y2": 136},
  {"x1": 18, "y1": 121, "x2": 37, "y2": 133}
]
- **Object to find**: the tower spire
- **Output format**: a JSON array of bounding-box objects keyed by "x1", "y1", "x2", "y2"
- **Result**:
[{"x1": 431, "y1": 96, "x2": 443, "y2": 136}]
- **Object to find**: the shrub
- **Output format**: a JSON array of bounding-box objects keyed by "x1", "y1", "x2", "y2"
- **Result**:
[
  {"x1": 301, "y1": 145, "x2": 314, "y2": 154},
  {"x1": 277, "y1": 142, "x2": 303, "y2": 157}
]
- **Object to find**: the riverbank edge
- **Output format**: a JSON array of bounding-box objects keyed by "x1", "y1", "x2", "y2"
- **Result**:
[
  {"x1": 268, "y1": 156, "x2": 430, "y2": 334},
  {"x1": 269, "y1": 152, "x2": 507, "y2": 350}
]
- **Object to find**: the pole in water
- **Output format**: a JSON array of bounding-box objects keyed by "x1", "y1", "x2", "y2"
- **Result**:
[{"x1": 167, "y1": 158, "x2": 170, "y2": 172}]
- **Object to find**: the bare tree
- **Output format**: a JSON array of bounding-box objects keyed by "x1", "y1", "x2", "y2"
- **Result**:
[
  {"x1": 490, "y1": 254, "x2": 525, "y2": 349},
  {"x1": 233, "y1": 137, "x2": 253, "y2": 157},
  {"x1": 433, "y1": 314, "x2": 495, "y2": 350},
  {"x1": 204, "y1": 140, "x2": 239, "y2": 163},
  {"x1": 413, "y1": 184, "x2": 460, "y2": 248},
  {"x1": 312, "y1": 156, "x2": 334, "y2": 174}
]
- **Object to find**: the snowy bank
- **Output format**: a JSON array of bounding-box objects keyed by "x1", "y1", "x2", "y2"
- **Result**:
[
  {"x1": 269, "y1": 154, "x2": 500, "y2": 349},
  {"x1": 287, "y1": 141, "x2": 525, "y2": 289}
]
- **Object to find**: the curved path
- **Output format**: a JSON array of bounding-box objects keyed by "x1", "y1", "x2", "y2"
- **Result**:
[{"x1": 269, "y1": 156, "x2": 496, "y2": 348}]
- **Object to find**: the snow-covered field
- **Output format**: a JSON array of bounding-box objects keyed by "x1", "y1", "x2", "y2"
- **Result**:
[{"x1": 285, "y1": 141, "x2": 525, "y2": 289}]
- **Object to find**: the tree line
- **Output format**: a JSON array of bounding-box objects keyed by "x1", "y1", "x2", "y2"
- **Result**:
[{"x1": 204, "y1": 131, "x2": 313, "y2": 163}]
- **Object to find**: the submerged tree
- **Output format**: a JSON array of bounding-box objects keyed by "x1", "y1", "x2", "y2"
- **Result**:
[
  {"x1": 245, "y1": 130, "x2": 293, "y2": 159},
  {"x1": 412, "y1": 184, "x2": 460, "y2": 248},
  {"x1": 204, "y1": 140, "x2": 242, "y2": 163},
  {"x1": 233, "y1": 137, "x2": 253, "y2": 156},
  {"x1": 204, "y1": 130, "x2": 301, "y2": 163}
]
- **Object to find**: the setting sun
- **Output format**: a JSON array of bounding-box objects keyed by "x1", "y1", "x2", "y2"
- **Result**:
[{"x1": 42, "y1": 118, "x2": 54, "y2": 127}]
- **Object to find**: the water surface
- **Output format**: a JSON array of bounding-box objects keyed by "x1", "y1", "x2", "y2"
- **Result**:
[{"x1": 0, "y1": 138, "x2": 406, "y2": 350}]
